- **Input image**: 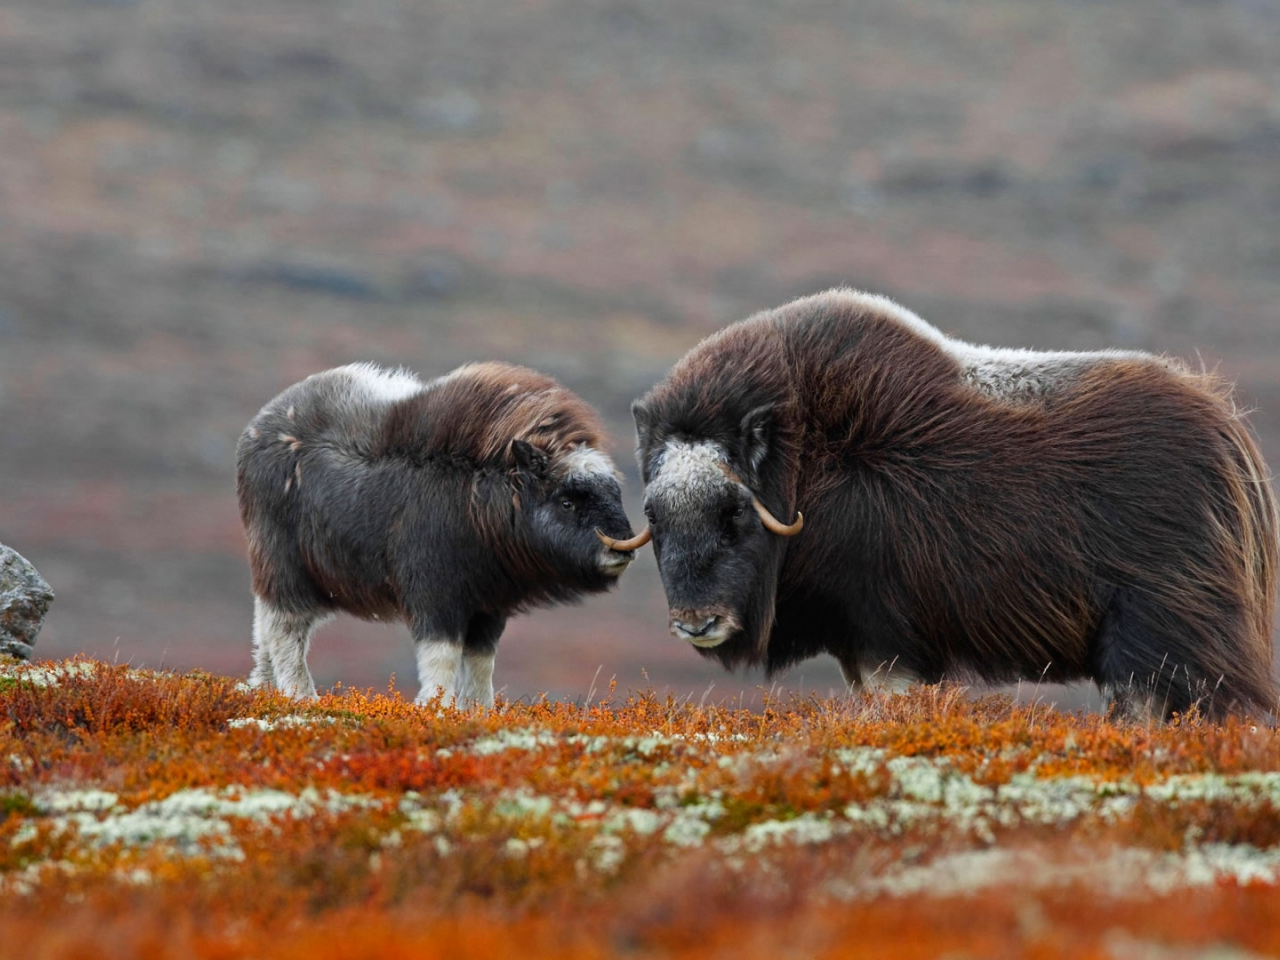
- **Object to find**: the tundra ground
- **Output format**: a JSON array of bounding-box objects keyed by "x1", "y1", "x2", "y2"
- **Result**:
[{"x1": 4, "y1": 657, "x2": 1280, "y2": 959}]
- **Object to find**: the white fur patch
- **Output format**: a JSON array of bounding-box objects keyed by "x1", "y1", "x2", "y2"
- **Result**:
[
  {"x1": 414, "y1": 637, "x2": 463, "y2": 705},
  {"x1": 957, "y1": 351, "x2": 1138, "y2": 401},
  {"x1": 856, "y1": 659, "x2": 918, "y2": 694},
  {"x1": 648, "y1": 441, "x2": 734, "y2": 513},
  {"x1": 835, "y1": 289, "x2": 1148, "y2": 402},
  {"x1": 559, "y1": 445, "x2": 619, "y2": 480},
  {"x1": 337, "y1": 362, "x2": 424, "y2": 405},
  {"x1": 461, "y1": 650, "x2": 497, "y2": 707},
  {"x1": 250, "y1": 598, "x2": 330, "y2": 698}
]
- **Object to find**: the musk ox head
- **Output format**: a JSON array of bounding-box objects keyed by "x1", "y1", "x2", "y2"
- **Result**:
[
  {"x1": 507, "y1": 438, "x2": 640, "y2": 594},
  {"x1": 629, "y1": 400, "x2": 802, "y2": 666}
]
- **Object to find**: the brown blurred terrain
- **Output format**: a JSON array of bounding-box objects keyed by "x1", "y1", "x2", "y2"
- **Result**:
[{"x1": 2, "y1": 0, "x2": 1278, "y2": 706}]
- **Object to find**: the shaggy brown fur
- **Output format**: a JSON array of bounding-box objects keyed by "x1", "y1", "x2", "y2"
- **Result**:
[
  {"x1": 368, "y1": 362, "x2": 614, "y2": 583},
  {"x1": 376, "y1": 362, "x2": 608, "y2": 469},
  {"x1": 634, "y1": 289, "x2": 1278, "y2": 720}
]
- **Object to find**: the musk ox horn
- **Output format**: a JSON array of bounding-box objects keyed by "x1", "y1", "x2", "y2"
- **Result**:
[
  {"x1": 753, "y1": 498, "x2": 804, "y2": 536},
  {"x1": 713, "y1": 462, "x2": 804, "y2": 536},
  {"x1": 596, "y1": 527, "x2": 652, "y2": 551}
]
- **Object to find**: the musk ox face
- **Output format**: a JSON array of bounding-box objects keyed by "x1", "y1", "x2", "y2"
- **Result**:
[
  {"x1": 632, "y1": 402, "x2": 803, "y2": 663},
  {"x1": 643, "y1": 441, "x2": 775, "y2": 648},
  {"x1": 511, "y1": 440, "x2": 638, "y2": 592}
]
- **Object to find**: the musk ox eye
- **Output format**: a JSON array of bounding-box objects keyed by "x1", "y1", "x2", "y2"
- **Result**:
[{"x1": 560, "y1": 498, "x2": 575, "y2": 512}]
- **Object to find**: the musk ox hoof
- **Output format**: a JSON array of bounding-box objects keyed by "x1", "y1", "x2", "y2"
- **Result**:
[
  {"x1": 0, "y1": 544, "x2": 55, "y2": 662},
  {"x1": 414, "y1": 688, "x2": 459, "y2": 709}
]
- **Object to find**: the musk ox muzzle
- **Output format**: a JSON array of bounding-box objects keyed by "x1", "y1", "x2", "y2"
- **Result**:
[
  {"x1": 597, "y1": 546, "x2": 636, "y2": 576},
  {"x1": 668, "y1": 606, "x2": 741, "y2": 648},
  {"x1": 594, "y1": 527, "x2": 648, "y2": 576}
]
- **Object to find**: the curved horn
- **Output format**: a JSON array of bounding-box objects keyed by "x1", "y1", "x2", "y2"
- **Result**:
[
  {"x1": 753, "y1": 498, "x2": 804, "y2": 537},
  {"x1": 595, "y1": 527, "x2": 652, "y2": 551}
]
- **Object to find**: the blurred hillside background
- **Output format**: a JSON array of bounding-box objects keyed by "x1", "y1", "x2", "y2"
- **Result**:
[{"x1": 3, "y1": 0, "x2": 1279, "y2": 705}]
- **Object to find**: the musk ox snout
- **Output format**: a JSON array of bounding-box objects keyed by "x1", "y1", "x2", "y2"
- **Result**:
[
  {"x1": 669, "y1": 607, "x2": 740, "y2": 648},
  {"x1": 593, "y1": 523, "x2": 650, "y2": 575},
  {"x1": 598, "y1": 545, "x2": 636, "y2": 575}
]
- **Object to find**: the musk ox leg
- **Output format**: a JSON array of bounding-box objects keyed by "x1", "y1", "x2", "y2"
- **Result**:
[
  {"x1": 249, "y1": 604, "x2": 276, "y2": 690},
  {"x1": 862, "y1": 659, "x2": 917, "y2": 694},
  {"x1": 1103, "y1": 686, "x2": 1158, "y2": 725},
  {"x1": 413, "y1": 633, "x2": 464, "y2": 706},
  {"x1": 837, "y1": 657, "x2": 862, "y2": 690},
  {"x1": 460, "y1": 613, "x2": 506, "y2": 708},
  {"x1": 462, "y1": 652, "x2": 496, "y2": 707},
  {"x1": 252, "y1": 597, "x2": 326, "y2": 698},
  {"x1": 1093, "y1": 587, "x2": 1215, "y2": 722},
  {"x1": 837, "y1": 655, "x2": 916, "y2": 694}
]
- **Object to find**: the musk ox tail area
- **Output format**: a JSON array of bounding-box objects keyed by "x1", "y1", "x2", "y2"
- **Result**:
[
  {"x1": 1209, "y1": 381, "x2": 1279, "y2": 715},
  {"x1": 236, "y1": 363, "x2": 423, "y2": 611},
  {"x1": 1092, "y1": 363, "x2": 1280, "y2": 721}
]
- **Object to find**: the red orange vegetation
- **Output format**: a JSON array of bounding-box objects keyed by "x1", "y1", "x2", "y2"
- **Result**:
[{"x1": 3, "y1": 657, "x2": 1280, "y2": 959}]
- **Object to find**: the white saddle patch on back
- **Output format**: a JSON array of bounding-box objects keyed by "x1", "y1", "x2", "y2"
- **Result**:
[
  {"x1": 336, "y1": 362, "x2": 424, "y2": 405},
  {"x1": 953, "y1": 344, "x2": 1147, "y2": 401},
  {"x1": 839, "y1": 289, "x2": 1150, "y2": 402}
]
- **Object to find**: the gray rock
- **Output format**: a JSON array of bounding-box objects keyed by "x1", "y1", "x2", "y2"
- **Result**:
[{"x1": 0, "y1": 545, "x2": 54, "y2": 661}]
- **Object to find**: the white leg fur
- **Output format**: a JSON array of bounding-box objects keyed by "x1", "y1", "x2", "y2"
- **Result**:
[
  {"x1": 414, "y1": 636, "x2": 464, "y2": 705},
  {"x1": 837, "y1": 658, "x2": 861, "y2": 691},
  {"x1": 839, "y1": 656, "x2": 918, "y2": 694},
  {"x1": 249, "y1": 599, "x2": 277, "y2": 690},
  {"x1": 462, "y1": 650, "x2": 497, "y2": 708},
  {"x1": 860, "y1": 658, "x2": 918, "y2": 694},
  {"x1": 252, "y1": 598, "x2": 325, "y2": 698}
]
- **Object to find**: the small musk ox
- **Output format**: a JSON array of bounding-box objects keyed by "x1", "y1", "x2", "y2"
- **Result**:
[
  {"x1": 236, "y1": 361, "x2": 640, "y2": 706},
  {"x1": 630, "y1": 289, "x2": 1279, "y2": 720}
]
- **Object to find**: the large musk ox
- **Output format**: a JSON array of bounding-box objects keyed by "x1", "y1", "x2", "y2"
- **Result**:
[
  {"x1": 631, "y1": 289, "x2": 1279, "y2": 720},
  {"x1": 237, "y1": 362, "x2": 639, "y2": 706}
]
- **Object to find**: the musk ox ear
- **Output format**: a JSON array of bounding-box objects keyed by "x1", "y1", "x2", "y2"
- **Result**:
[
  {"x1": 508, "y1": 439, "x2": 549, "y2": 479},
  {"x1": 632, "y1": 399, "x2": 661, "y2": 481},
  {"x1": 631, "y1": 399, "x2": 655, "y2": 453},
  {"x1": 739, "y1": 404, "x2": 775, "y2": 474}
]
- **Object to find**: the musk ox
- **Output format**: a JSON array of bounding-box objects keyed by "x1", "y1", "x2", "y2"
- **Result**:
[
  {"x1": 630, "y1": 289, "x2": 1279, "y2": 720},
  {"x1": 236, "y1": 361, "x2": 639, "y2": 706}
]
